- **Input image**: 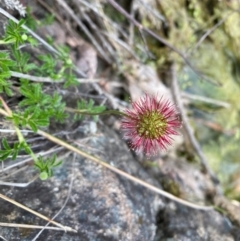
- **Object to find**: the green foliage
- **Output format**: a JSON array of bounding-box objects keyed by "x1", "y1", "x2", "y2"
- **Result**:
[
  {"x1": 36, "y1": 46, "x2": 78, "y2": 86},
  {"x1": 34, "y1": 155, "x2": 62, "y2": 180},
  {"x1": 0, "y1": 71, "x2": 12, "y2": 96},
  {"x1": 0, "y1": 16, "x2": 104, "y2": 180},
  {"x1": 0, "y1": 51, "x2": 15, "y2": 96},
  {"x1": 0, "y1": 51, "x2": 16, "y2": 71},
  {"x1": 7, "y1": 110, "x2": 49, "y2": 132},
  {"x1": 11, "y1": 47, "x2": 38, "y2": 73},
  {"x1": 25, "y1": 7, "x2": 54, "y2": 30},
  {"x1": 4, "y1": 19, "x2": 26, "y2": 47},
  {"x1": 40, "y1": 14, "x2": 55, "y2": 26},
  {"x1": 38, "y1": 54, "x2": 58, "y2": 78},
  {"x1": 4, "y1": 19, "x2": 37, "y2": 47},
  {"x1": 74, "y1": 99, "x2": 106, "y2": 121},
  {"x1": 0, "y1": 138, "x2": 31, "y2": 161}
]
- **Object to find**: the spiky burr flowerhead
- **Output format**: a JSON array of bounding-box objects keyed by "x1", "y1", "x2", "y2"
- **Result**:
[{"x1": 121, "y1": 94, "x2": 181, "y2": 156}]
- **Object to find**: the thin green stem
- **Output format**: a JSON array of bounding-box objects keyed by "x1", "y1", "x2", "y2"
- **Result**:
[
  {"x1": 65, "y1": 107, "x2": 128, "y2": 117},
  {"x1": 12, "y1": 124, "x2": 39, "y2": 162},
  {"x1": 13, "y1": 125, "x2": 24, "y2": 143},
  {"x1": 0, "y1": 40, "x2": 14, "y2": 45},
  {"x1": 0, "y1": 97, "x2": 39, "y2": 163}
]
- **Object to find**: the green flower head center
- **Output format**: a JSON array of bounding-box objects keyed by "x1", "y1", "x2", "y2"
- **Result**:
[{"x1": 136, "y1": 111, "x2": 167, "y2": 139}]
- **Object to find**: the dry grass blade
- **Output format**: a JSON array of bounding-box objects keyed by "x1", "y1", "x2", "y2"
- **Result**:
[
  {"x1": 0, "y1": 235, "x2": 8, "y2": 241},
  {"x1": 0, "y1": 223, "x2": 75, "y2": 231},
  {"x1": 182, "y1": 93, "x2": 231, "y2": 109},
  {"x1": 56, "y1": 0, "x2": 111, "y2": 63},
  {"x1": 0, "y1": 174, "x2": 38, "y2": 187},
  {"x1": 10, "y1": 71, "x2": 101, "y2": 83},
  {"x1": 0, "y1": 193, "x2": 76, "y2": 233},
  {"x1": 37, "y1": 129, "x2": 213, "y2": 211}
]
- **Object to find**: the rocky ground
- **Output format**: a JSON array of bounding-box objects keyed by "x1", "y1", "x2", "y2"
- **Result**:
[{"x1": 1, "y1": 124, "x2": 240, "y2": 240}]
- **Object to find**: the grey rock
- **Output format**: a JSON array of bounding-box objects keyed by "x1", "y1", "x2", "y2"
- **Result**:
[
  {"x1": 0, "y1": 125, "x2": 240, "y2": 241},
  {"x1": 155, "y1": 203, "x2": 236, "y2": 241},
  {"x1": 0, "y1": 125, "x2": 164, "y2": 241}
]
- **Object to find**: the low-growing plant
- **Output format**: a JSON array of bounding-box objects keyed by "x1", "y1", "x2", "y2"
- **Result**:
[
  {"x1": 0, "y1": 18, "x2": 106, "y2": 179},
  {"x1": 0, "y1": 16, "x2": 181, "y2": 180}
]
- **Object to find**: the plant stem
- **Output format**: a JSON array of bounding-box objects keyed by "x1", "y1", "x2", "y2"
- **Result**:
[
  {"x1": 65, "y1": 107, "x2": 128, "y2": 117},
  {"x1": 0, "y1": 108, "x2": 8, "y2": 116},
  {"x1": 0, "y1": 97, "x2": 39, "y2": 163},
  {"x1": 0, "y1": 40, "x2": 14, "y2": 45}
]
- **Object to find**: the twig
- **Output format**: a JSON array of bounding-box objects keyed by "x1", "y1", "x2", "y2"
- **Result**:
[
  {"x1": 0, "y1": 193, "x2": 76, "y2": 232},
  {"x1": 78, "y1": 0, "x2": 129, "y2": 40},
  {"x1": 182, "y1": 92, "x2": 230, "y2": 108},
  {"x1": 128, "y1": 0, "x2": 135, "y2": 46},
  {"x1": 0, "y1": 235, "x2": 8, "y2": 241},
  {"x1": 0, "y1": 165, "x2": 28, "y2": 180},
  {"x1": 79, "y1": 6, "x2": 117, "y2": 62},
  {"x1": 10, "y1": 71, "x2": 64, "y2": 83},
  {"x1": 0, "y1": 129, "x2": 32, "y2": 133},
  {"x1": 56, "y1": 0, "x2": 111, "y2": 63},
  {"x1": 170, "y1": 62, "x2": 220, "y2": 186},
  {"x1": 188, "y1": 12, "x2": 233, "y2": 56},
  {"x1": 106, "y1": 1, "x2": 194, "y2": 73},
  {"x1": 0, "y1": 223, "x2": 75, "y2": 231},
  {"x1": 10, "y1": 71, "x2": 101, "y2": 83},
  {"x1": 137, "y1": 0, "x2": 165, "y2": 22},
  {"x1": 37, "y1": 129, "x2": 213, "y2": 210},
  {"x1": 101, "y1": 32, "x2": 140, "y2": 60},
  {"x1": 138, "y1": 28, "x2": 152, "y2": 59},
  {"x1": 0, "y1": 174, "x2": 39, "y2": 187}
]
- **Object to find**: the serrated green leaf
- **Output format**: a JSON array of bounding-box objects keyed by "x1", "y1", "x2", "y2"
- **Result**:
[
  {"x1": 48, "y1": 169, "x2": 53, "y2": 177},
  {"x1": 12, "y1": 149, "x2": 18, "y2": 160},
  {"x1": 4, "y1": 86, "x2": 13, "y2": 96},
  {"x1": 24, "y1": 63, "x2": 38, "y2": 71},
  {"x1": 34, "y1": 84, "x2": 41, "y2": 99},
  {"x1": 0, "y1": 151, "x2": 11, "y2": 160},
  {"x1": 21, "y1": 118, "x2": 27, "y2": 126},
  {"x1": 19, "y1": 87, "x2": 34, "y2": 99},
  {"x1": 88, "y1": 99, "x2": 94, "y2": 108},
  {"x1": 92, "y1": 106, "x2": 106, "y2": 113},
  {"x1": 53, "y1": 160, "x2": 62, "y2": 168},
  {"x1": 2, "y1": 138, "x2": 10, "y2": 150},
  {"x1": 18, "y1": 19, "x2": 26, "y2": 26},
  {"x1": 34, "y1": 117, "x2": 49, "y2": 127},
  {"x1": 13, "y1": 142, "x2": 19, "y2": 149},
  {"x1": 28, "y1": 120, "x2": 38, "y2": 132}
]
